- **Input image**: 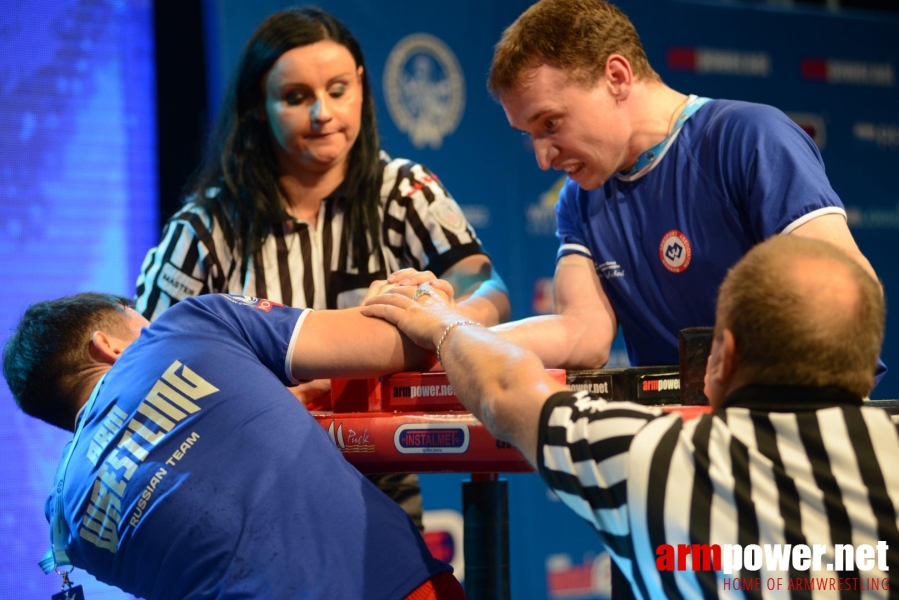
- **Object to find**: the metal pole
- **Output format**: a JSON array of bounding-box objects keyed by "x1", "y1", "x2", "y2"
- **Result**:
[{"x1": 462, "y1": 473, "x2": 510, "y2": 600}]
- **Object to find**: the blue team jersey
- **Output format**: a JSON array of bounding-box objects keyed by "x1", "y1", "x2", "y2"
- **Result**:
[
  {"x1": 47, "y1": 294, "x2": 449, "y2": 599},
  {"x1": 557, "y1": 98, "x2": 846, "y2": 366}
]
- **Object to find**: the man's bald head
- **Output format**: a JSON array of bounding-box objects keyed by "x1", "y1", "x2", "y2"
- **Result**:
[{"x1": 714, "y1": 235, "x2": 884, "y2": 398}]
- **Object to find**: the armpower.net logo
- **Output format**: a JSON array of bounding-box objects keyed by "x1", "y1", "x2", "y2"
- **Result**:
[{"x1": 656, "y1": 542, "x2": 890, "y2": 592}]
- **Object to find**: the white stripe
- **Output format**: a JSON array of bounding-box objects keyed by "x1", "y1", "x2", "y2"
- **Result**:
[
  {"x1": 818, "y1": 408, "x2": 889, "y2": 599},
  {"x1": 780, "y1": 206, "x2": 847, "y2": 235},
  {"x1": 663, "y1": 419, "x2": 702, "y2": 597},
  {"x1": 706, "y1": 417, "x2": 743, "y2": 597},
  {"x1": 285, "y1": 309, "x2": 312, "y2": 385},
  {"x1": 768, "y1": 411, "x2": 839, "y2": 600},
  {"x1": 861, "y1": 408, "x2": 899, "y2": 526},
  {"x1": 557, "y1": 243, "x2": 593, "y2": 258},
  {"x1": 548, "y1": 407, "x2": 657, "y2": 445},
  {"x1": 627, "y1": 413, "x2": 684, "y2": 599}
]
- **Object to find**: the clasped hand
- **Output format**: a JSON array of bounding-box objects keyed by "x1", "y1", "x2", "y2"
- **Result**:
[{"x1": 362, "y1": 274, "x2": 465, "y2": 354}]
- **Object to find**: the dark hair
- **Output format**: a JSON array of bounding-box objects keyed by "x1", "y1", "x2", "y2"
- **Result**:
[
  {"x1": 489, "y1": 0, "x2": 660, "y2": 98},
  {"x1": 716, "y1": 236, "x2": 884, "y2": 398},
  {"x1": 3, "y1": 293, "x2": 133, "y2": 430},
  {"x1": 190, "y1": 6, "x2": 381, "y2": 269}
]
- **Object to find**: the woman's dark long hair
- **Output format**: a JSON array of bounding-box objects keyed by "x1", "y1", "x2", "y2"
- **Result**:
[{"x1": 190, "y1": 6, "x2": 381, "y2": 268}]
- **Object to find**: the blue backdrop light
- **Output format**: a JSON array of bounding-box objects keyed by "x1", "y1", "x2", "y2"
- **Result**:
[
  {"x1": 2, "y1": 1, "x2": 896, "y2": 598},
  {"x1": 0, "y1": 1, "x2": 157, "y2": 598}
]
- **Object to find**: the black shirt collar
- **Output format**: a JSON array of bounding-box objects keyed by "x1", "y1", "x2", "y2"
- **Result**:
[{"x1": 720, "y1": 384, "x2": 863, "y2": 412}]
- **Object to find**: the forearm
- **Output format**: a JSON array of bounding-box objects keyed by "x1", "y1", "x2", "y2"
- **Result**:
[
  {"x1": 291, "y1": 308, "x2": 436, "y2": 380},
  {"x1": 490, "y1": 314, "x2": 612, "y2": 369},
  {"x1": 455, "y1": 279, "x2": 511, "y2": 326},
  {"x1": 442, "y1": 255, "x2": 511, "y2": 326},
  {"x1": 437, "y1": 324, "x2": 565, "y2": 466}
]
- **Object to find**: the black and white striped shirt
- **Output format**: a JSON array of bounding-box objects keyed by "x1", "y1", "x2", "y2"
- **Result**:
[
  {"x1": 136, "y1": 153, "x2": 484, "y2": 320},
  {"x1": 538, "y1": 385, "x2": 899, "y2": 599}
]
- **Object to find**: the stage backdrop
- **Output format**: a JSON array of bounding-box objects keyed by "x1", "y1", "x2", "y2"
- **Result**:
[
  {"x1": 202, "y1": 1, "x2": 899, "y2": 598},
  {"x1": 0, "y1": 1, "x2": 157, "y2": 598},
  {"x1": 1, "y1": 0, "x2": 896, "y2": 598}
]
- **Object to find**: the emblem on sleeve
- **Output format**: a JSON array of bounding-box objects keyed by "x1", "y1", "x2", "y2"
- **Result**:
[
  {"x1": 659, "y1": 230, "x2": 692, "y2": 273},
  {"x1": 431, "y1": 198, "x2": 467, "y2": 233},
  {"x1": 383, "y1": 34, "x2": 465, "y2": 149}
]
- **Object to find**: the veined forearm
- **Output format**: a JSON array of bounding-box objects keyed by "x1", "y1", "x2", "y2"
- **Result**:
[
  {"x1": 437, "y1": 324, "x2": 563, "y2": 466},
  {"x1": 491, "y1": 314, "x2": 611, "y2": 370}
]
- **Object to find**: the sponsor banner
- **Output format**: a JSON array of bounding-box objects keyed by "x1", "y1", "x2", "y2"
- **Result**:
[
  {"x1": 800, "y1": 58, "x2": 895, "y2": 87},
  {"x1": 546, "y1": 552, "x2": 612, "y2": 599},
  {"x1": 394, "y1": 423, "x2": 471, "y2": 454},
  {"x1": 667, "y1": 47, "x2": 771, "y2": 77}
]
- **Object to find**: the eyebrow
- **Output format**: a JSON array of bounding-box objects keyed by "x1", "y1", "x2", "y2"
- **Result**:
[{"x1": 527, "y1": 108, "x2": 553, "y2": 124}]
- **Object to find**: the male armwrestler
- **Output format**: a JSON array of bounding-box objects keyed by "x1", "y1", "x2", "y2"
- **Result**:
[
  {"x1": 3, "y1": 293, "x2": 466, "y2": 599},
  {"x1": 486, "y1": 0, "x2": 881, "y2": 374}
]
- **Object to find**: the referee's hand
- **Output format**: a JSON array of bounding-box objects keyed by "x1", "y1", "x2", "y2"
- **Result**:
[{"x1": 362, "y1": 280, "x2": 458, "y2": 352}]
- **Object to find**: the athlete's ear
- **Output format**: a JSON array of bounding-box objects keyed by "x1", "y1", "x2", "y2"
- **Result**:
[
  {"x1": 88, "y1": 329, "x2": 131, "y2": 365},
  {"x1": 605, "y1": 54, "x2": 633, "y2": 101},
  {"x1": 704, "y1": 329, "x2": 736, "y2": 408}
]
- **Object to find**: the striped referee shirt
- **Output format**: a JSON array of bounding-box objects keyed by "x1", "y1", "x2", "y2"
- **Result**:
[
  {"x1": 538, "y1": 385, "x2": 899, "y2": 599},
  {"x1": 135, "y1": 153, "x2": 483, "y2": 320}
]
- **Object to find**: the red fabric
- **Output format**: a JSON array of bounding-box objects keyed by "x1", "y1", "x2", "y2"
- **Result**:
[{"x1": 404, "y1": 571, "x2": 467, "y2": 600}]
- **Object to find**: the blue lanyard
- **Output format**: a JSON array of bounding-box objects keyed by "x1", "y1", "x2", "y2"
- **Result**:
[
  {"x1": 39, "y1": 375, "x2": 106, "y2": 574},
  {"x1": 616, "y1": 95, "x2": 711, "y2": 182}
]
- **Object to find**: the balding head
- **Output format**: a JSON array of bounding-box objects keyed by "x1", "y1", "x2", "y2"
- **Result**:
[{"x1": 710, "y1": 235, "x2": 884, "y2": 401}]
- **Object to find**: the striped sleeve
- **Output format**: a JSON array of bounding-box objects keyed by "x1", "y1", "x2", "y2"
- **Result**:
[
  {"x1": 135, "y1": 203, "x2": 230, "y2": 321},
  {"x1": 537, "y1": 391, "x2": 661, "y2": 555},
  {"x1": 381, "y1": 156, "x2": 483, "y2": 276}
]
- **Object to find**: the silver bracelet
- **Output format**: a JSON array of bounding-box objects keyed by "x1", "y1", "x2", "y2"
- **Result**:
[{"x1": 436, "y1": 320, "x2": 481, "y2": 364}]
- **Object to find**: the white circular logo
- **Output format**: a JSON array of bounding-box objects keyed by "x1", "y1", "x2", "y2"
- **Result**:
[
  {"x1": 383, "y1": 34, "x2": 465, "y2": 149},
  {"x1": 659, "y1": 230, "x2": 692, "y2": 273}
]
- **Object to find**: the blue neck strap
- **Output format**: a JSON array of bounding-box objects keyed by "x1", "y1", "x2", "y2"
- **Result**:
[
  {"x1": 39, "y1": 375, "x2": 106, "y2": 574},
  {"x1": 616, "y1": 95, "x2": 711, "y2": 181}
]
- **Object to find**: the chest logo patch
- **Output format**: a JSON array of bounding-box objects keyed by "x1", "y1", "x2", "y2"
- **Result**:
[{"x1": 659, "y1": 230, "x2": 692, "y2": 273}]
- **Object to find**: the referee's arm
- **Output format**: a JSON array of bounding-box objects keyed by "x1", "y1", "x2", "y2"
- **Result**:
[{"x1": 364, "y1": 286, "x2": 567, "y2": 466}]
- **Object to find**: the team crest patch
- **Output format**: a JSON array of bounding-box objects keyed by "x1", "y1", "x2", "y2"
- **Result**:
[
  {"x1": 383, "y1": 33, "x2": 465, "y2": 149},
  {"x1": 659, "y1": 230, "x2": 692, "y2": 273},
  {"x1": 431, "y1": 198, "x2": 467, "y2": 233},
  {"x1": 221, "y1": 295, "x2": 283, "y2": 311}
]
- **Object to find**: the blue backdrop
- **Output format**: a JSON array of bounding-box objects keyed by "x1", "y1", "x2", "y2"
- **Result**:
[
  {"x1": 0, "y1": 1, "x2": 157, "y2": 598},
  {"x1": 1, "y1": 0, "x2": 896, "y2": 598}
]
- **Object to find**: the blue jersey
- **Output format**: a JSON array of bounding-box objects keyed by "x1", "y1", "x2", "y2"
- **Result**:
[
  {"x1": 47, "y1": 294, "x2": 449, "y2": 599},
  {"x1": 557, "y1": 98, "x2": 845, "y2": 366}
]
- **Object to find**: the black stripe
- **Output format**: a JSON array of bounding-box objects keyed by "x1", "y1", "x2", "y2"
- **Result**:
[
  {"x1": 322, "y1": 199, "x2": 335, "y2": 309},
  {"x1": 336, "y1": 201, "x2": 350, "y2": 275},
  {"x1": 842, "y1": 407, "x2": 899, "y2": 592},
  {"x1": 796, "y1": 411, "x2": 860, "y2": 600},
  {"x1": 645, "y1": 418, "x2": 684, "y2": 599},
  {"x1": 688, "y1": 415, "x2": 719, "y2": 600},
  {"x1": 296, "y1": 224, "x2": 313, "y2": 307},
  {"x1": 142, "y1": 222, "x2": 183, "y2": 319},
  {"x1": 404, "y1": 194, "x2": 441, "y2": 263},
  {"x1": 253, "y1": 251, "x2": 267, "y2": 298},
  {"x1": 541, "y1": 465, "x2": 629, "y2": 511},
  {"x1": 426, "y1": 244, "x2": 484, "y2": 278},
  {"x1": 181, "y1": 211, "x2": 225, "y2": 292},
  {"x1": 272, "y1": 223, "x2": 293, "y2": 306},
  {"x1": 239, "y1": 252, "x2": 250, "y2": 294},
  {"x1": 750, "y1": 411, "x2": 809, "y2": 598},
  {"x1": 729, "y1": 431, "x2": 762, "y2": 599}
]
